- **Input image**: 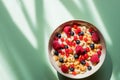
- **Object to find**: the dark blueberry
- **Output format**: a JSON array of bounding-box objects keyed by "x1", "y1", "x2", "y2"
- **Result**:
[
  {"x1": 64, "y1": 45, "x2": 68, "y2": 49},
  {"x1": 76, "y1": 40, "x2": 80, "y2": 44},
  {"x1": 59, "y1": 58, "x2": 64, "y2": 63},
  {"x1": 56, "y1": 33, "x2": 61, "y2": 38},
  {"x1": 80, "y1": 60, "x2": 86, "y2": 65},
  {"x1": 74, "y1": 54, "x2": 79, "y2": 59},
  {"x1": 90, "y1": 43, "x2": 94, "y2": 49},
  {"x1": 78, "y1": 31, "x2": 84, "y2": 36},
  {"x1": 70, "y1": 31, "x2": 74, "y2": 36},
  {"x1": 69, "y1": 67, "x2": 74, "y2": 71},
  {"x1": 54, "y1": 50, "x2": 59, "y2": 56},
  {"x1": 88, "y1": 66, "x2": 92, "y2": 70}
]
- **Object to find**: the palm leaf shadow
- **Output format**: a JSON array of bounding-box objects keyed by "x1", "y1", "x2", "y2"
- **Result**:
[{"x1": 0, "y1": 0, "x2": 57, "y2": 80}]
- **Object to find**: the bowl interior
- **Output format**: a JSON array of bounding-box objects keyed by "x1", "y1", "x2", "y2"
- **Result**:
[{"x1": 48, "y1": 20, "x2": 106, "y2": 79}]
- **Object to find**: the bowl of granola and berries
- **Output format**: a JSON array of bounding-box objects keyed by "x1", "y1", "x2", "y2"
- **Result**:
[{"x1": 48, "y1": 20, "x2": 106, "y2": 79}]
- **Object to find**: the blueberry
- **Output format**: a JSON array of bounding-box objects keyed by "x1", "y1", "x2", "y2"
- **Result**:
[
  {"x1": 76, "y1": 40, "x2": 80, "y2": 44},
  {"x1": 69, "y1": 67, "x2": 74, "y2": 71},
  {"x1": 54, "y1": 50, "x2": 59, "y2": 56},
  {"x1": 64, "y1": 45, "x2": 68, "y2": 49},
  {"x1": 74, "y1": 54, "x2": 79, "y2": 59},
  {"x1": 56, "y1": 33, "x2": 61, "y2": 38},
  {"x1": 59, "y1": 58, "x2": 64, "y2": 63},
  {"x1": 88, "y1": 66, "x2": 92, "y2": 70},
  {"x1": 70, "y1": 31, "x2": 74, "y2": 36},
  {"x1": 80, "y1": 60, "x2": 86, "y2": 65},
  {"x1": 90, "y1": 43, "x2": 94, "y2": 49},
  {"x1": 78, "y1": 31, "x2": 84, "y2": 36}
]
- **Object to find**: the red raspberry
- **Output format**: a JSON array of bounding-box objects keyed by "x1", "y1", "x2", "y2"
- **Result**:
[
  {"x1": 75, "y1": 46, "x2": 82, "y2": 54},
  {"x1": 92, "y1": 32, "x2": 100, "y2": 43},
  {"x1": 52, "y1": 40, "x2": 61, "y2": 50},
  {"x1": 90, "y1": 54, "x2": 100, "y2": 64},
  {"x1": 61, "y1": 65, "x2": 68, "y2": 73},
  {"x1": 64, "y1": 26, "x2": 71, "y2": 37}
]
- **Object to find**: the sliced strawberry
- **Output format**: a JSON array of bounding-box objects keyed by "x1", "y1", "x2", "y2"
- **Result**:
[
  {"x1": 92, "y1": 32, "x2": 100, "y2": 43},
  {"x1": 90, "y1": 54, "x2": 100, "y2": 64},
  {"x1": 61, "y1": 65, "x2": 68, "y2": 73},
  {"x1": 52, "y1": 40, "x2": 61, "y2": 50}
]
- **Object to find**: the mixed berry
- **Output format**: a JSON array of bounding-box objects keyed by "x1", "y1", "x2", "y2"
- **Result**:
[{"x1": 51, "y1": 24, "x2": 102, "y2": 75}]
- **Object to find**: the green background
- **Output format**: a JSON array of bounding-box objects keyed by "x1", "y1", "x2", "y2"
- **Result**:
[{"x1": 0, "y1": 0, "x2": 120, "y2": 80}]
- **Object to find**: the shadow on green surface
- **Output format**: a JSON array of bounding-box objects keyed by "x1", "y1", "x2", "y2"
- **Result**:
[
  {"x1": 57, "y1": 51, "x2": 112, "y2": 80},
  {"x1": 0, "y1": 0, "x2": 57, "y2": 80}
]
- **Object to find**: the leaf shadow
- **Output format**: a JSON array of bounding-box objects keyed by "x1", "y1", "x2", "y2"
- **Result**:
[{"x1": 0, "y1": 0, "x2": 57, "y2": 80}]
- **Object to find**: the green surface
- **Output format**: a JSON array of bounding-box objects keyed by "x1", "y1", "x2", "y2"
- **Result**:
[{"x1": 0, "y1": 0, "x2": 120, "y2": 80}]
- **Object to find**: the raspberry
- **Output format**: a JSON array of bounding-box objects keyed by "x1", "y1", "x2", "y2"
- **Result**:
[
  {"x1": 90, "y1": 54, "x2": 100, "y2": 64},
  {"x1": 52, "y1": 40, "x2": 61, "y2": 50},
  {"x1": 75, "y1": 46, "x2": 82, "y2": 54},
  {"x1": 61, "y1": 65, "x2": 68, "y2": 73},
  {"x1": 92, "y1": 32, "x2": 100, "y2": 43},
  {"x1": 64, "y1": 26, "x2": 71, "y2": 37}
]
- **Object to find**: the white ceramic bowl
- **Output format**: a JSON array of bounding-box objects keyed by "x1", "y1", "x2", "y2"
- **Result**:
[{"x1": 48, "y1": 20, "x2": 106, "y2": 79}]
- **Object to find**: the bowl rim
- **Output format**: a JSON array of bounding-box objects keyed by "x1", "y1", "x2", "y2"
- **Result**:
[{"x1": 48, "y1": 20, "x2": 106, "y2": 79}]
